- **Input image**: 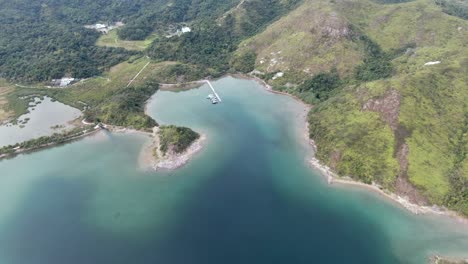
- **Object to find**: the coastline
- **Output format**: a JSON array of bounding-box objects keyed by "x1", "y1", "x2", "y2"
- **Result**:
[
  {"x1": 0, "y1": 122, "x2": 153, "y2": 161},
  {"x1": 5, "y1": 73, "x2": 465, "y2": 223},
  {"x1": 159, "y1": 81, "x2": 205, "y2": 91},
  {"x1": 106, "y1": 125, "x2": 153, "y2": 137},
  {"x1": 308, "y1": 155, "x2": 466, "y2": 221},
  {"x1": 229, "y1": 73, "x2": 312, "y2": 108},
  {"x1": 229, "y1": 73, "x2": 468, "y2": 223},
  {"x1": 0, "y1": 126, "x2": 101, "y2": 160},
  {"x1": 303, "y1": 127, "x2": 467, "y2": 223},
  {"x1": 139, "y1": 127, "x2": 206, "y2": 171}
]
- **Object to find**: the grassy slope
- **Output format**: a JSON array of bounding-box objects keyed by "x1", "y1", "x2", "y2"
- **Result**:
[
  {"x1": 238, "y1": 0, "x2": 467, "y2": 214},
  {"x1": 332, "y1": 0, "x2": 467, "y2": 210},
  {"x1": 236, "y1": 0, "x2": 364, "y2": 79},
  {"x1": 309, "y1": 84, "x2": 400, "y2": 187},
  {"x1": 51, "y1": 58, "x2": 153, "y2": 107},
  {"x1": 96, "y1": 30, "x2": 158, "y2": 51}
]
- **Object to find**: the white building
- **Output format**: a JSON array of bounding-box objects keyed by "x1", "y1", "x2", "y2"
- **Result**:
[
  {"x1": 181, "y1": 27, "x2": 191, "y2": 33},
  {"x1": 95, "y1": 24, "x2": 107, "y2": 29}
]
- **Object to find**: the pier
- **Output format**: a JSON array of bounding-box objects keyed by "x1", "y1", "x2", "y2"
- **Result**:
[{"x1": 205, "y1": 80, "x2": 222, "y2": 103}]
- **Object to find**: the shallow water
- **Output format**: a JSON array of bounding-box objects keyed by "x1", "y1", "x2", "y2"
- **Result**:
[
  {"x1": 0, "y1": 97, "x2": 81, "y2": 147},
  {"x1": 0, "y1": 77, "x2": 467, "y2": 263}
]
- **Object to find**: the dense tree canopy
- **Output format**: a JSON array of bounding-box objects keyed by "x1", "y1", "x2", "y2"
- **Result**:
[
  {"x1": 0, "y1": 0, "x2": 144, "y2": 82},
  {"x1": 435, "y1": 0, "x2": 468, "y2": 19},
  {"x1": 148, "y1": 0, "x2": 301, "y2": 73},
  {"x1": 0, "y1": 0, "x2": 302, "y2": 81},
  {"x1": 353, "y1": 35, "x2": 394, "y2": 82},
  {"x1": 298, "y1": 71, "x2": 341, "y2": 101},
  {"x1": 158, "y1": 125, "x2": 200, "y2": 155},
  {"x1": 0, "y1": 0, "x2": 240, "y2": 82}
]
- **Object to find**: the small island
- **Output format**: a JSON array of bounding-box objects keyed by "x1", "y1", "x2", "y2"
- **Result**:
[{"x1": 141, "y1": 125, "x2": 205, "y2": 170}]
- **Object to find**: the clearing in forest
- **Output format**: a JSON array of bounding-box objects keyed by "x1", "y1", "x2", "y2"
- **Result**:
[{"x1": 96, "y1": 30, "x2": 157, "y2": 51}]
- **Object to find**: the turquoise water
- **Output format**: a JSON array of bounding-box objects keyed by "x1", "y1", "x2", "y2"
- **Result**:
[{"x1": 0, "y1": 77, "x2": 467, "y2": 263}]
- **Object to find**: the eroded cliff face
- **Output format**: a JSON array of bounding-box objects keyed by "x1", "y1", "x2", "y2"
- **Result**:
[
  {"x1": 362, "y1": 90, "x2": 401, "y2": 131},
  {"x1": 314, "y1": 12, "x2": 352, "y2": 40}
]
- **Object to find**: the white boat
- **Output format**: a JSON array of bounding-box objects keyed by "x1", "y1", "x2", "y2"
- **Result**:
[{"x1": 207, "y1": 94, "x2": 215, "y2": 99}]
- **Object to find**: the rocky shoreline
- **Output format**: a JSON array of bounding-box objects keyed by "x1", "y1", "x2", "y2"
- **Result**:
[
  {"x1": 308, "y1": 156, "x2": 461, "y2": 217},
  {"x1": 430, "y1": 255, "x2": 468, "y2": 264}
]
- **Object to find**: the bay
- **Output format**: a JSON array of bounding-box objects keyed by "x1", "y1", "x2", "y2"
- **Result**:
[{"x1": 0, "y1": 77, "x2": 467, "y2": 264}]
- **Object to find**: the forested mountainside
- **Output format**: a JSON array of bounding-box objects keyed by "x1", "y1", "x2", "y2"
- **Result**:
[
  {"x1": 0, "y1": 0, "x2": 131, "y2": 81},
  {"x1": 0, "y1": 0, "x2": 466, "y2": 215},
  {"x1": 0, "y1": 0, "x2": 240, "y2": 82}
]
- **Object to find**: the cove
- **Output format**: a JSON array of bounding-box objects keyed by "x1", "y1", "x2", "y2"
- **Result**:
[{"x1": 0, "y1": 77, "x2": 467, "y2": 264}]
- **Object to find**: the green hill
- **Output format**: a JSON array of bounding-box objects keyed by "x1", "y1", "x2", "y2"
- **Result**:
[{"x1": 238, "y1": 0, "x2": 467, "y2": 215}]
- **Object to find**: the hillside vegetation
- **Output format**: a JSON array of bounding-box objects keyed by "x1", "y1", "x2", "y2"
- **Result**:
[
  {"x1": 239, "y1": 0, "x2": 467, "y2": 214},
  {"x1": 0, "y1": 0, "x2": 140, "y2": 82},
  {"x1": 148, "y1": 0, "x2": 301, "y2": 75},
  {"x1": 7, "y1": 58, "x2": 162, "y2": 129},
  {"x1": 158, "y1": 125, "x2": 200, "y2": 155},
  {"x1": 0, "y1": 0, "x2": 242, "y2": 82}
]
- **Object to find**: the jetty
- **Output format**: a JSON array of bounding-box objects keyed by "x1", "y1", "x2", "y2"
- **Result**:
[{"x1": 205, "y1": 80, "x2": 222, "y2": 103}]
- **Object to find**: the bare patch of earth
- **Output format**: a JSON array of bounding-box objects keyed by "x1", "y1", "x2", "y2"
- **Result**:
[
  {"x1": 362, "y1": 89, "x2": 401, "y2": 131},
  {"x1": 395, "y1": 142, "x2": 429, "y2": 204},
  {"x1": 363, "y1": 89, "x2": 428, "y2": 205}
]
